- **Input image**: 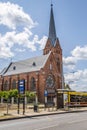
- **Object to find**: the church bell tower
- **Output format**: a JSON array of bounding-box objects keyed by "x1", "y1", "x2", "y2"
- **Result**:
[
  {"x1": 43, "y1": 4, "x2": 63, "y2": 88},
  {"x1": 43, "y1": 4, "x2": 62, "y2": 58}
]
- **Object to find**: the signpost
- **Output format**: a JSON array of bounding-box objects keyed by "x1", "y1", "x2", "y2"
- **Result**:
[
  {"x1": 18, "y1": 80, "x2": 25, "y2": 115},
  {"x1": 44, "y1": 90, "x2": 48, "y2": 108}
]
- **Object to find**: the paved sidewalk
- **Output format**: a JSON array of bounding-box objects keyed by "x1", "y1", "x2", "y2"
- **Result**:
[{"x1": 0, "y1": 106, "x2": 87, "y2": 121}]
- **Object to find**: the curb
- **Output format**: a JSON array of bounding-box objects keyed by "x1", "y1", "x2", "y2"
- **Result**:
[{"x1": 0, "y1": 110, "x2": 87, "y2": 122}]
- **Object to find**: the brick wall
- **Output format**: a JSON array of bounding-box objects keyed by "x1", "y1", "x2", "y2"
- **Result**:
[{"x1": 0, "y1": 39, "x2": 63, "y2": 103}]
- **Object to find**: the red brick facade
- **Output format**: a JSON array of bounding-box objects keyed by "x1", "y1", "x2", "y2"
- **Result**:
[{"x1": 0, "y1": 40, "x2": 62, "y2": 103}]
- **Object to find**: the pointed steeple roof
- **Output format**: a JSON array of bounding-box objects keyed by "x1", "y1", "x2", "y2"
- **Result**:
[{"x1": 48, "y1": 4, "x2": 57, "y2": 46}]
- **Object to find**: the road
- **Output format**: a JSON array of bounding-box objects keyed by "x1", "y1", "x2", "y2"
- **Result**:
[{"x1": 0, "y1": 112, "x2": 87, "y2": 130}]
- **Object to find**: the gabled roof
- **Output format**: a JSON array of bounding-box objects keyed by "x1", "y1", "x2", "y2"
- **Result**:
[
  {"x1": 0, "y1": 67, "x2": 7, "y2": 76},
  {"x1": 3, "y1": 53, "x2": 51, "y2": 76}
]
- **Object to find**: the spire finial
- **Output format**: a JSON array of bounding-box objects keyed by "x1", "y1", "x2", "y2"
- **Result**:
[{"x1": 51, "y1": 0, "x2": 53, "y2": 7}]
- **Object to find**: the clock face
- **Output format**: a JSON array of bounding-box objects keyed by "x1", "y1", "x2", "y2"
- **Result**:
[{"x1": 46, "y1": 75, "x2": 54, "y2": 87}]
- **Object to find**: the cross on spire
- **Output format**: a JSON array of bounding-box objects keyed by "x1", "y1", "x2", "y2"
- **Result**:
[{"x1": 51, "y1": 0, "x2": 53, "y2": 6}]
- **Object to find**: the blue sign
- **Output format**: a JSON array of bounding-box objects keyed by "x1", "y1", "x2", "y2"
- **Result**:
[
  {"x1": 18, "y1": 80, "x2": 25, "y2": 94},
  {"x1": 44, "y1": 90, "x2": 48, "y2": 96}
]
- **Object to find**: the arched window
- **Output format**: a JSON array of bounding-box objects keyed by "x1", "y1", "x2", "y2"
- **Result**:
[
  {"x1": 30, "y1": 77, "x2": 36, "y2": 91},
  {"x1": 12, "y1": 79, "x2": 16, "y2": 89},
  {"x1": 57, "y1": 58, "x2": 60, "y2": 72},
  {"x1": 3, "y1": 80, "x2": 9, "y2": 90},
  {"x1": 49, "y1": 64, "x2": 52, "y2": 70}
]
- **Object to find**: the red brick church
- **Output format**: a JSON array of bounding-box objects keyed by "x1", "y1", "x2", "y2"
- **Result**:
[{"x1": 0, "y1": 4, "x2": 63, "y2": 103}]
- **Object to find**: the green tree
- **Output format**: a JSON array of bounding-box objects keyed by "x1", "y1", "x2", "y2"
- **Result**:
[
  {"x1": 0, "y1": 91, "x2": 3, "y2": 98},
  {"x1": 9, "y1": 89, "x2": 18, "y2": 98},
  {"x1": 9, "y1": 89, "x2": 18, "y2": 104},
  {"x1": 25, "y1": 91, "x2": 36, "y2": 103},
  {"x1": 2, "y1": 91, "x2": 10, "y2": 99},
  {"x1": 25, "y1": 91, "x2": 30, "y2": 97},
  {"x1": 2, "y1": 91, "x2": 10, "y2": 115}
]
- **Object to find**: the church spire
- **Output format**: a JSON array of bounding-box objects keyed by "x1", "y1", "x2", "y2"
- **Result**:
[
  {"x1": 48, "y1": 4, "x2": 57, "y2": 46},
  {"x1": 43, "y1": 3, "x2": 62, "y2": 55}
]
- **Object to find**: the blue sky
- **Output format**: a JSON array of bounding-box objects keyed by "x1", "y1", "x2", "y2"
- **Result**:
[{"x1": 0, "y1": 0, "x2": 87, "y2": 91}]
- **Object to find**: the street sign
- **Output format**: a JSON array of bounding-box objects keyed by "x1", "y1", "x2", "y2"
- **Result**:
[
  {"x1": 18, "y1": 80, "x2": 25, "y2": 115},
  {"x1": 44, "y1": 90, "x2": 48, "y2": 96},
  {"x1": 18, "y1": 80, "x2": 25, "y2": 94}
]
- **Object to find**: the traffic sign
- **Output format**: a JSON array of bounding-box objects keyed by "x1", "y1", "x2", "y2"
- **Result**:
[{"x1": 44, "y1": 90, "x2": 48, "y2": 96}]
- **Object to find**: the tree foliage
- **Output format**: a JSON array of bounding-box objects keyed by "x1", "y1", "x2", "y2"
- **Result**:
[
  {"x1": 0, "y1": 89, "x2": 18, "y2": 99},
  {"x1": 25, "y1": 91, "x2": 36, "y2": 103},
  {"x1": 0, "y1": 90, "x2": 36, "y2": 101},
  {"x1": 9, "y1": 89, "x2": 18, "y2": 98}
]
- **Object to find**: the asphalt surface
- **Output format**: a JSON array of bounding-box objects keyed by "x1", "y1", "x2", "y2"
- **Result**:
[{"x1": 0, "y1": 111, "x2": 87, "y2": 130}]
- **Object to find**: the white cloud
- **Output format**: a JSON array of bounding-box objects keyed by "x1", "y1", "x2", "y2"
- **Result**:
[
  {"x1": 71, "y1": 45, "x2": 87, "y2": 60},
  {"x1": 15, "y1": 48, "x2": 25, "y2": 52},
  {"x1": 0, "y1": 28, "x2": 47, "y2": 58},
  {"x1": 63, "y1": 56, "x2": 77, "y2": 70},
  {"x1": 0, "y1": 2, "x2": 36, "y2": 29},
  {"x1": 0, "y1": 2, "x2": 47, "y2": 59},
  {"x1": 63, "y1": 45, "x2": 87, "y2": 70},
  {"x1": 0, "y1": 69, "x2": 1, "y2": 73},
  {"x1": 37, "y1": 36, "x2": 48, "y2": 50},
  {"x1": 63, "y1": 56, "x2": 77, "y2": 66},
  {"x1": 0, "y1": 46, "x2": 14, "y2": 58},
  {"x1": 64, "y1": 69, "x2": 87, "y2": 91}
]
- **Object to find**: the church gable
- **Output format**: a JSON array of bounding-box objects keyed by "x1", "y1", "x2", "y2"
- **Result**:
[
  {"x1": 43, "y1": 52, "x2": 59, "y2": 74},
  {"x1": 43, "y1": 39, "x2": 53, "y2": 55},
  {"x1": 44, "y1": 38, "x2": 52, "y2": 49},
  {"x1": 54, "y1": 38, "x2": 61, "y2": 49}
]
